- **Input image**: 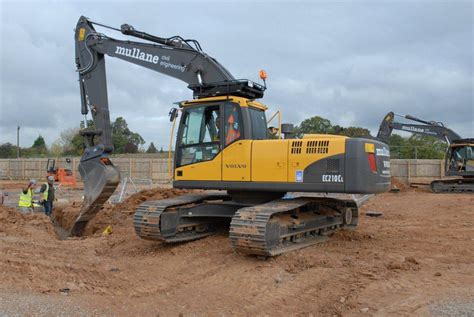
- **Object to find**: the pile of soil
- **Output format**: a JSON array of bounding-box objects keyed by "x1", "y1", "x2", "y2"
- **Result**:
[
  {"x1": 0, "y1": 205, "x2": 56, "y2": 238},
  {"x1": 52, "y1": 188, "x2": 191, "y2": 236},
  {"x1": 391, "y1": 176, "x2": 408, "y2": 192}
]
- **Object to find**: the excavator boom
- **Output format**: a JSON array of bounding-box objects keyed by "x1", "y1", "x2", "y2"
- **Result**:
[
  {"x1": 71, "y1": 16, "x2": 262, "y2": 237},
  {"x1": 377, "y1": 112, "x2": 462, "y2": 145}
]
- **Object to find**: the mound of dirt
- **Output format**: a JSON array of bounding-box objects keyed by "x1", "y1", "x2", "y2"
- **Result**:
[
  {"x1": 0, "y1": 205, "x2": 57, "y2": 237},
  {"x1": 391, "y1": 177, "x2": 407, "y2": 191},
  {"x1": 52, "y1": 187, "x2": 192, "y2": 236},
  {"x1": 114, "y1": 188, "x2": 193, "y2": 211}
]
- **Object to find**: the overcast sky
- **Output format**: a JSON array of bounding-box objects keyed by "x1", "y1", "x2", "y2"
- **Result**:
[{"x1": 0, "y1": 0, "x2": 472, "y2": 150}]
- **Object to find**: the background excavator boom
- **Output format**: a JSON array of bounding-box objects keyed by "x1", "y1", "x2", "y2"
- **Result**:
[{"x1": 376, "y1": 111, "x2": 462, "y2": 145}]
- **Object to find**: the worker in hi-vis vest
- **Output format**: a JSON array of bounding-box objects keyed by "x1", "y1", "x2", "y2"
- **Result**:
[
  {"x1": 39, "y1": 176, "x2": 55, "y2": 217},
  {"x1": 18, "y1": 179, "x2": 37, "y2": 213}
]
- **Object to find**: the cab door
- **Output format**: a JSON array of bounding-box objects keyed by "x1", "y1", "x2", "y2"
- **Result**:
[
  {"x1": 174, "y1": 104, "x2": 222, "y2": 181},
  {"x1": 222, "y1": 102, "x2": 251, "y2": 181}
]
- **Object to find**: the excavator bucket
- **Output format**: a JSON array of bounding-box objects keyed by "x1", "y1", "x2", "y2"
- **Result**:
[{"x1": 69, "y1": 156, "x2": 120, "y2": 237}]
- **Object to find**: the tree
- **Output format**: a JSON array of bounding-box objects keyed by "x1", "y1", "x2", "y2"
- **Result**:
[
  {"x1": 294, "y1": 116, "x2": 371, "y2": 138},
  {"x1": 338, "y1": 126, "x2": 371, "y2": 138},
  {"x1": 111, "y1": 117, "x2": 145, "y2": 153},
  {"x1": 57, "y1": 117, "x2": 145, "y2": 156},
  {"x1": 0, "y1": 143, "x2": 17, "y2": 158},
  {"x1": 405, "y1": 135, "x2": 446, "y2": 159},
  {"x1": 32, "y1": 135, "x2": 46, "y2": 148},
  {"x1": 387, "y1": 134, "x2": 446, "y2": 159},
  {"x1": 146, "y1": 142, "x2": 158, "y2": 153},
  {"x1": 123, "y1": 142, "x2": 138, "y2": 153},
  {"x1": 295, "y1": 116, "x2": 333, "y2": 136},
  {"x1": 31, "y1": 135, "x2": 47, "y2": 156},
  {"x1": 59, "y1": 127, "x2": 84, "y2": 156},
  {"x1": 49, "y1": 140, "x2": 63, "y2": 157}
]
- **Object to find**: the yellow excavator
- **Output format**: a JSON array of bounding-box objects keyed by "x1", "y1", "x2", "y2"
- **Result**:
[{"x1": 72, "y1": 16, "x2": 390, "y2": 256}]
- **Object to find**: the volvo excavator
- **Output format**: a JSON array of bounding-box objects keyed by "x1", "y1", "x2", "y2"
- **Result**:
[
  {"x1": 377, "y1": 112, "x2": 473, "y2": 193},
  {"x1": 73, "y1": 16, "x2": 390, "y2": 256}
]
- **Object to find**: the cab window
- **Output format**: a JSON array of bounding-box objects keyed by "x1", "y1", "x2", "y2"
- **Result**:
[
  {"x1": 224, "y1": 103, "x2": 242, "y2": 145},
  {"x1": 177, "y1": 105, "x2": 220, "y2": 167},
  {"x1": 249, "y1": 107, "x2": 267, "y2": 139}
]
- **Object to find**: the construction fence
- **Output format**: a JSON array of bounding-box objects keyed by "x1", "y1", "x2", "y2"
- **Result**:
[
  {"x1": 0, "y1": 157, "x2": 447, "y2": 185},
  {"x1": 0, "y1": 157, "x2": 172, "y2": 184}
]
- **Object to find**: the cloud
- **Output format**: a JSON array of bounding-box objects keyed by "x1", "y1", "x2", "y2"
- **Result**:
[{"x1": 0, "y1": 1, "x2": 472, "y2": 150}]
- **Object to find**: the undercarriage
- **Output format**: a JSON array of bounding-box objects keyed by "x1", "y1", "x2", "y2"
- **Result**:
[
  {"x1": 430, "y1": 178, "x2": 474, "y2": 193},
  {"x1": 133, "y1": 191, "x2": 359, "y2": 256}
]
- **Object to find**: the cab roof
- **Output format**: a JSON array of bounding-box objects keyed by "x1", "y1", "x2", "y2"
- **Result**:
[{"x1": 180, "y1": 96, "x2": 268, "y2": 111}]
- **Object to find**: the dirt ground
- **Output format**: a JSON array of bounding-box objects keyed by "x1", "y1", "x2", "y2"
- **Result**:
[{"x1": 0, "y1": 182, "x2": 473, "y2": 316}]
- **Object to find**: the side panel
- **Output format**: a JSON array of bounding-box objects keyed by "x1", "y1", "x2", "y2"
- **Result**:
[
  {"x1": 175, "y1": 153, "x2": 222, "y2": 181},
  {"x1": 222, "y1": 140, "x2": 252, "y2": 181},
  {"x1": 252, "y1": 140, "x2": 288, "y2": 182},
  {"x1": 344, "y1": 139, "x2": 391, "y2": 193},
  {"x1": 289, "y1": 137, "x2": 346, "y2": 183}
]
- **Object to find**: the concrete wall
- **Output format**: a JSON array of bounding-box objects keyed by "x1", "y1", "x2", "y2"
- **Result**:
[
  {"x1": 0, "y1": 157, "x2": 446, "y2": 185},
  {"x1": 390, "y1": 159, "x2": 446, "y2": 184}
]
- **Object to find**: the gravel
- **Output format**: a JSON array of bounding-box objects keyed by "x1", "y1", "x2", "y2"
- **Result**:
[
  {"x1": 0, "y1": 292, "x2": 108, "y2": 317},
  {"x1": 429, "y1": 299, "x2": 474, "y2": 317}
]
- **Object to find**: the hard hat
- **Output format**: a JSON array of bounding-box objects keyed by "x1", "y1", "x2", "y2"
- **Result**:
[
  {"x1": 30, "y1": 179, "x2": 37, "y2": 185},
  {"x1": 47, "y1": 176, "x2": 54, "y2": 182}
]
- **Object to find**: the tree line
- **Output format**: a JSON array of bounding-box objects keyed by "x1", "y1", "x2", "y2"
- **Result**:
[
  {"x1": 0, "y1": 115, "x2": 446, "y2": 159},
  {"x1": 0, "y1": 117, "x2": 162, "y2": 158},
  {"x1": 294, "y1": 116, "x2": 446, "y2": 159}
]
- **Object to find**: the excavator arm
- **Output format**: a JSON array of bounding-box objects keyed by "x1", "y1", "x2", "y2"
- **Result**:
[
  {"x1": 377, "y1": 112, "x2": 462, "y2": 145},
  {"x1": 70, "y1": 16, "x2": 243, "y2": 237}
]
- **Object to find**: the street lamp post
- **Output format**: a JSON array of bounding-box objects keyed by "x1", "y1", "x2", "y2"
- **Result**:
[{"x1": 17, "y1": 125, "x2": 20, "y2": 159}]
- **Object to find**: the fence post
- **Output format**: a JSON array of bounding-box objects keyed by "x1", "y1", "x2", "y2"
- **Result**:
[
  {"x1": 148, "y1": 160, "x2": 152, "y2": 180},
  {"x1": 407, "y1": 160, "x2": 411, "y2": 184},
  {"x1": 440, "y1": 160, "x2": 444, "y2": 179}
]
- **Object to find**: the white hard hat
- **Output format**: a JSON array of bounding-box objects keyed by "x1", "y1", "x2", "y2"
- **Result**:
[
  {"x1": 47, "y1": 176, "x2": 54, "y2": 182},
  {"x1": 30, "y1": 179, "x2": 37, "y2": 185}
]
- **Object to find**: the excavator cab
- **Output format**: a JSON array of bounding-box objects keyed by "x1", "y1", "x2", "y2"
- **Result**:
[
  {"x1": 175, "y1": 98, "x2": 267, "y2": 168},
  {"x1": 446, "y1": 141, "x2": 474, "y2": 175}
]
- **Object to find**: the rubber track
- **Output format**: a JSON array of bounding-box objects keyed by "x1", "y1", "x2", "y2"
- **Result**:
[
  {"x1": 134, "y1": 193, "x2": 229, "y2": 242},
  {"x1": 229, "y1": 197, "x2": 351, "y2": 257},
  {"x1": 431, "y1": 179, "x2": 474, "y2": 193}
]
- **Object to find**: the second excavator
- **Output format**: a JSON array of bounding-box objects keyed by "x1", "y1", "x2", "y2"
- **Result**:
[
  {"x1": 377, "y1": 112, "x2": 473, "y2": 193},
  {"x1": 72, "y1": 16, "x2": 390, "y2": 256}
]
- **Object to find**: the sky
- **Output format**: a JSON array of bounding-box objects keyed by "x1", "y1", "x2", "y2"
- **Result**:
[{"x1": 0, "y1": 0, "x2": 473, "y2": 150}]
